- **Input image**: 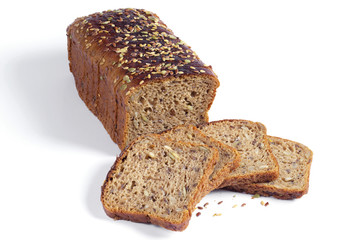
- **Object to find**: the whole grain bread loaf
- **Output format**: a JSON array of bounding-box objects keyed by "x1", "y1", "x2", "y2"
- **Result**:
[
  {"x1": 226, "y1": 136, "x2": 313, "y2": 199},
  {"x1": 198, "y1": 120, "x2": 279, "y2": 186},
  {"x1": 67, "y1": 8, "x2": 219, "y2": 150},
  {"x1": 101, "y1": 134, "x2": 218, "y2": 231},
  {"x1": 160, "y1": 124, "x2": 241, "y2": 191}
]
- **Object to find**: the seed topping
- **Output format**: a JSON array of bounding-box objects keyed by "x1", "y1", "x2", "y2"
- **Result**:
[{"x1": 69, "y1": 8, "x2": 214, "y2": 90}]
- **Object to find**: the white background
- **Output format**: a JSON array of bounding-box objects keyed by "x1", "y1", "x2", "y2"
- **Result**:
[{"x1": 1, "y1": 0, "x2": 361, "y2": 239}]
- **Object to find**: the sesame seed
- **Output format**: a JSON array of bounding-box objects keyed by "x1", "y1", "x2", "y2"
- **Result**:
[
  {"x1": 120, "y1": 84, "x2": 127, "y2": 90},
  {"x1": 123, "y1": 75, "x2": 131, "y2": 83}
]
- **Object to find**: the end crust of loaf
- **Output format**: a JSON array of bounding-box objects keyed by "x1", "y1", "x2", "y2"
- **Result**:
[
  {"x1": 226, "y1": 136, "x2": 313, "y2": 200},
  {"x1": 101, "y1": 134, "x2": 218, "y2": 231},
  {"x1": 198, "y1": 119, "x2": 279, "y2": 186}
]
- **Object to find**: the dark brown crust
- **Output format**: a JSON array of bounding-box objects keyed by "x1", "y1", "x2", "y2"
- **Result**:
[
  {"x1": 100, "y1": 134, "x2": 218, "y2": 231},
  {"x1": 225, "y1": 136, "x2": 313, "y2": 200},
  {"x1": 67, "y1": 9, "x2": 219, "y2": 150},
  {"x1": 197, "y1": 119, "x2": 280, "y2": 186}
]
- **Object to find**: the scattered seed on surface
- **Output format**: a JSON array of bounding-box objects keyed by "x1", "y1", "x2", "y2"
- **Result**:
[
  {"x1": 241, "y1": 203, "x2": 246, "y2": 207},
  {"x1": 232, "y1": 204, "x2": 238, "y2": 208},
  {"x1": 197, "y1": 206, "x2": 203, "y2": 210},
  {"x1": 217, "y1": 201, "x2": 223, "y2": 205},
  {"x1": 251, "y1": 194, "x2": 260, "y2": 199},
  {"x1": 265, "y1": 202, "x2": 269, "y2": 207},
  {"x1": 196, "y1": 212, "x2": 201, "y2": 217},
  {"x1": 203, "y1": 202, "x2": 209, "y2": 208}
]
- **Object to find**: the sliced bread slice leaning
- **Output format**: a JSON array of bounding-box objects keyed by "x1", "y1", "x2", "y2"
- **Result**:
[
  {"x1": 160, "y1": 124, "x2": 241, "y2": 191},
  {"x1": 198, "y1": 119, "x2": 279, "y2": 186},
  {"x1": 226, "y1": 136, "x2": 313, "y2": 199},
  {"x1": 101, "y1": 134, "x2": 218, "y2": 231}
]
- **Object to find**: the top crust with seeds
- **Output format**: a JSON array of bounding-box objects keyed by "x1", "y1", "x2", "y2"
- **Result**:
[{"x1": 67, "y1": 8, "x2": 217, "y2": 87}]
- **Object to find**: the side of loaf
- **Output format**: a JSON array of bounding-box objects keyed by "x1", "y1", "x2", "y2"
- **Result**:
[
  {"x1": 198, "y1": 119, "x2": 279, "y2": 186},
  {"x1": 67, "y1": 8, "x2": 219, "y2": 150},
  {"x1": 101, "y1": 134, "x2": 218, "y2": 231},
  {"x1": 226, "y1": 136, "x2": 313, "y2": 199},
  {"x1": 160, "y1": 124, "x2": 241, "y2": 191}
]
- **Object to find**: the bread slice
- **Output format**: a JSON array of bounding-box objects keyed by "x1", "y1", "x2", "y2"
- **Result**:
[
  {"x1": 101, "y1": 134, "x2": 218, "y2": 231},
  {"x1": 198, "y1": 120, "x2": 279, "y2": 186},
  {"x1": 67, "y1": 8, "x2": 219, "y2": 150},
  {"x1": 226, "y1": 136, "x2": 313, "y2": 199},
  {"x1": 160, "y1": 124, "x2": 241, "y2": 191}
]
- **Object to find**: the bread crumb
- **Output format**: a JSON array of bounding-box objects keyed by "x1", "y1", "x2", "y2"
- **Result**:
[
  {"x1": 213, "y1": 213, "x2": 222, "y2": 217},
  {"x1": 232, "y1": 204, "x2": 238, "y2": 208}
]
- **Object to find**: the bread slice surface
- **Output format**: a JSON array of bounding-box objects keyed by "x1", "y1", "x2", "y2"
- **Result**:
[
  {"x1": 160, "y1": 124, "x2": 241, "y2": 191},
  {"x1": 198, "y1": 119, "x2": 279, "y2": 186},
  {"x1": 226, "y1": 136, "x2": 313, "y2": 199},
  {"x1": 101, "y1": 134, "x2": 218, "y2": 231}
]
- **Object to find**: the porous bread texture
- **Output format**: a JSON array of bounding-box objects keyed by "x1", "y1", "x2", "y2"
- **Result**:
[
  {"x1": 67, "y1": 8, "x2": 220, "y2": 151},
  {"x1": 101, "y1": 134, "x2": 218, "y2": 231},
  {"x1": 198, "y1": 120, "x2": 279, "y2": 186},
  {"x1": 126, "y1": 76, "x2": 218, "y2": 148},
  {"x1": 160, "y1": 124, "x2": 241, "y2": 191},
  {"x1": 227, "y1": 136, "x2": 313, "y2": 199}
]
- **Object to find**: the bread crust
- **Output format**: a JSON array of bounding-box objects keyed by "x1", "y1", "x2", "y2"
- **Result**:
[
  {"x1": 100, "y1": 134, "x2": 219, "y2": 231},
  {"x1": 198, "y1": 119, "x2": 280, "y2": 186},
  {"x1": 226, "y1": 136, "x2": 313, "y2": 200},
  {"x1": 67, "y1": 8, "x2": 219, "y2": 150}
]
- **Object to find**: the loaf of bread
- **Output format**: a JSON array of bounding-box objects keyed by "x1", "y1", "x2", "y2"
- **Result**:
[
  {"x1": 226, "y1": 136, "x2": 313, "y2": 199},
  {"x1": 160, "y1": 124, "x2": 241, "y2": 191},
  {"x1": 67, "y1": 8, "x2": 219, "y2": 150},
  {"x1": 101, "y1": 134, "x2": 218, "y2": 231},
  {"x1": 198, "y1": 120, "x2": 279, "y2": 186}
]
